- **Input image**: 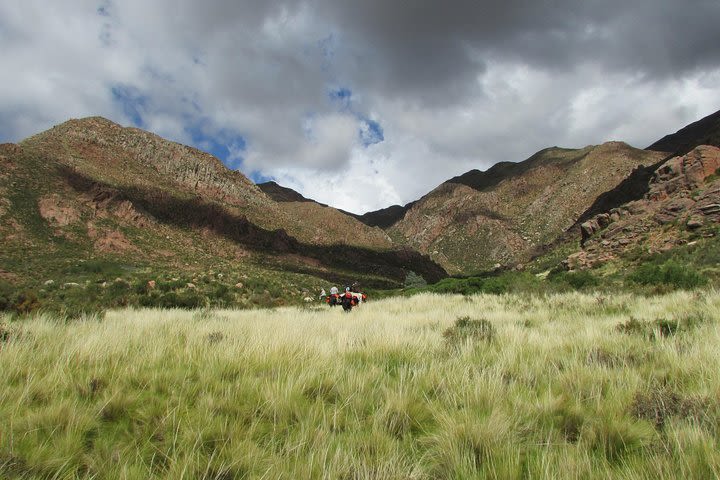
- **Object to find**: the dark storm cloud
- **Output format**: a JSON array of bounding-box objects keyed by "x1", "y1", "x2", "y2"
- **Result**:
[
  {"x1": 1, "y1": 0, "x2": 719, "y2": 212},
  {"x1": 318, "y1": 0, "x2": 720, "y2": 100}
]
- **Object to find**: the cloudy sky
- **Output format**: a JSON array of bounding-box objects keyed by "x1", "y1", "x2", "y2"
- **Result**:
[{"x1": 2, "y1": 1, "x2": 720, "y2": 213}]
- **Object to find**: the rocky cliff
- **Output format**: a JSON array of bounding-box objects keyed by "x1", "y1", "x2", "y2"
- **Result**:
[{"x1": 567, "y1": 145, "x2": 720, "y2": 269}]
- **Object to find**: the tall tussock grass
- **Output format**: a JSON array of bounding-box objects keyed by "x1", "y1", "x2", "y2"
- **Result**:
[{"x1": 1, "y1": 290, "x2": 719, "y2": 478}]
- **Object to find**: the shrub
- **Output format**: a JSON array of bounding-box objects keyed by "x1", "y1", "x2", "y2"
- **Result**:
[
  {"x1": 615, "y1": 317, "x2": 646, "y2": 335},
  {"x1": 628, "y1": 261, "x2": 706, "y2": 289},
  {"x1": 631, "y1": 387, "x2": 709, "y2": 429},
  {"x1": 208, "y1": 283, "x2": 233, "y2": 306},
  {"x1": 0, "y1": 281, "x2": 14, "y2": 311},
  {"x1": 159, "y1": 291, "x2": 205, "y2": 309},
  {"x1": 67, "y1": 259, "x2": 125, "y2": 277},
  {"x1": 550, "y1": 270, "x2": 599, "y2": 289},
  {"x1": 616, "y1": 314, "x2": 706, "y2": 339},
  {"x1": 482, "y1": 272, "x2": 540, "y2": 295},
  {"x1": 443, "y1": 316, "x2": 495, "y2": 345},
  {"x1": 157, "y1": 278, "x2": 188, "y2": 292},
  {"x1": 404, "y1": 271, "x2": 427, "y2": 289},
  {"x1": 480, "y1": 277, "x2": 508, "y2": 294},
  {"x1": 11, "y1": 290, "x2": 41, "y2": 315}
]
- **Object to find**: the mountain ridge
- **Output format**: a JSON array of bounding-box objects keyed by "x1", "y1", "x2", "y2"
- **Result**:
[
  {"x1": 647, "y1": 109, "x2": 720, "y2": 155},
  {"x1": 0, "y1": 117, "x2": 447, "y2": 301},
  {"x1": 2, "y1": 107, "x2": 720, "y2": 303}
]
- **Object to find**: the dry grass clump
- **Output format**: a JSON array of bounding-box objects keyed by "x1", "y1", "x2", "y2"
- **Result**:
[{"x1": 0, "y1": 289, "x2": 719, "y2": 478}]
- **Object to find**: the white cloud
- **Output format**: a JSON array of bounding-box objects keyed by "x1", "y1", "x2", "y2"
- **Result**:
[{"x1": 1, "y1": 0, "x2": 719, "y2": 213}]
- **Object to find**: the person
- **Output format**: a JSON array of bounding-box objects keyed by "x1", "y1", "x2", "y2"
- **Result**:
[
  {"x1": 319, "y1": 288, "x2": 326, "y2": 300},
  {"x1": 341, "y1": 286, "x2": 354, "y2": 312},
  {"x1": 327, "y1": 286, "x2": 340, "y2": 307}
]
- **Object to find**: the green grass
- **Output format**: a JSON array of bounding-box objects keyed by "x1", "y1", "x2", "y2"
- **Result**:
[{"x1": 1, "y1": 290, "x2": 719, "y2": 478}]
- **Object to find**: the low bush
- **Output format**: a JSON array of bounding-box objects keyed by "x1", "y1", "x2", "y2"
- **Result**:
[
  {"x1": 404, "y1": 271, "x2": 427, "y2": 289},
  {"x1": 550, "y1": 270, "x2": 599, "y2": 289},
  {"x1": 631, "y1": 387, "x2": 709, "y2": 429},
  {"x1": 628, "y1": 260, "x2": 706, "y2": 289},
  {"x1": 66, "y1": 259, "x2": 126, "y2": 278},
  {"x1": 0, "y1": 281, "x2": 14, "y2": 311},
  {"x1": 616, "y1": 314, "x2": 707, "y2": 339},
  {"x1": 10, "y1": 290, "x2": 41, "y2": 315},
  {"x1": 443, "y1": 316, "x2": 495, "y2": 345}
]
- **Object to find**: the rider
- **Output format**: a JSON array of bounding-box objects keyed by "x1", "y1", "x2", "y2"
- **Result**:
[
  {"x1": 341, "y1": 286, "x2": 354, "y2": 312},
  {"x1": 326, "y1": 286, "x2": 340, "y2": 306}
]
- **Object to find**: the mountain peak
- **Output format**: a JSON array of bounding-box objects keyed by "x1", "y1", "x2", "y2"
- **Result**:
[{"x1": 257, "y1": 181, "x2": 324, "y2": 205}]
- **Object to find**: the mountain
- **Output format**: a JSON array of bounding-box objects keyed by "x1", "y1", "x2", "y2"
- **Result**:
[
  {"x1": 647, "y1": 108, "x2": 720, "y2": 155},
  {"x1": 258, "y1": 181, "x2": 324, "y2": 204},
  {"x1": 567, "y1": 145, "x2": 720, "y2": 269},
  {"x1": 21, "y1": 117, "x2": 395, "y2": 251},
  {"x1": 348, "y1": 203, "x2": 415, "y2": 229},
  {"x1": 386, "y1": 142, "x2": 667, "y2": 274},
  {"x1": 0, "y1": 117, "x2": 446, "y2": 307},
  {"x1": 259, "y1": 180, "x2": 414, "y2": 230}
]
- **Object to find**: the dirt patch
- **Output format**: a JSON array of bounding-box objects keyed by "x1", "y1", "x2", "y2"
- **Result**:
[
  {"x1": 113, "y1": 200, "x2": 151, "y2": 227},
  {"x1": 0, "y1": 144, "x2": 21, "y2": 176},
  {"x1": 0, "y1": 269, "x2": 18, "y2": 283},
  {"x1": 87, "y1": 222, "x2": 137, "y2": 253},
  {"x1": 38, "y1": 194, "x2": 81, "y2": 227},
  {"x1": 94, "y1": 230, "x2": 137, "y2": 254},
  {"x1": 3, "y1": 219, "x2": 26, "y2": 242},
  {"x1": 0, "y1": 197, "x2": 9, "y2": 218},
  {"x1": 285, "y1": 253, "x2": 325, "y2": 269}
]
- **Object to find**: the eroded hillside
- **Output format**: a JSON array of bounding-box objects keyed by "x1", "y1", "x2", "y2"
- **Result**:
[{"x1": 388, "y1": 143, "x2": 668, "y2": 274}]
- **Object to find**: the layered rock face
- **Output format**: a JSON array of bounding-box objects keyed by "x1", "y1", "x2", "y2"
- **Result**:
[{"x1": 567, "y1": 145, "x2": 720, "y2": 269}]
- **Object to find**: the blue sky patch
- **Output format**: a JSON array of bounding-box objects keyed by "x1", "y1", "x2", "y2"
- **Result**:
[
  {"x1": 329, "y1": 87, "x2": 352, "y2": 110},
  {"x1": 185, "y1": 120, "x2": 247, "y2": 170},
  {"x1": 111, "y1": 85, "x2": 148, "y2": 128},
  {"x1": 360, "y1": 118, "x2": 384, "y2": 146},
  {"x1": 328, "y1": 86, "x2": 385, "y2": 147},
  {"x1": 249, "y1": 171, "x2": 275, "y2": 184}
]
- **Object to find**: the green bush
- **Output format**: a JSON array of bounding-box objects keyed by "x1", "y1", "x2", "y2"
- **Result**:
[
  {"x1": 628, "y1": 261, "x2": 706, "y2": 289},
  {"x1": 480, "y1": 276, "x2": 508, "y2": 294},
  {"x1": 550, "y1": 270, "x2": 599, "y2": 290},
  {"x1": 616, "y1": 314, "x2": 706, "y2": 340},
  {"x1": 208, "y1": 283, "x2": 233, "y2": 306},
  {"x1": 157, "y1": 278, "x2": 188, "y2": 292},
  {"x1": 0, "y1": 281, "x2": 13, "y2": 311},
  {"x1": 156, "y1": 291, "x2": 205, "y2": 309},
  {"x1": 404, "y1": 271, "x2": 427, "y2": 289},
  {"x1": 67, "y1": 259, "x2": 126, "y2": 278},
  {"x1": 11, "y1": 290, "x2": 41, "y2": 315},
  {"x1": 443, "y1": 316, "x2": 495, "y2": 345}
]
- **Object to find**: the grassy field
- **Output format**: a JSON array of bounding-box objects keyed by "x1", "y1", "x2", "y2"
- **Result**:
[{"x1": 1, "y1": 291, "x2": 719, "y2": 479}]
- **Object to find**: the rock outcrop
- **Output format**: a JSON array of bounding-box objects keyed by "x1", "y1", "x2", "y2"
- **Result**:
[{"x1": 566, "y1": 145, "x2": 720, "y2": 270}]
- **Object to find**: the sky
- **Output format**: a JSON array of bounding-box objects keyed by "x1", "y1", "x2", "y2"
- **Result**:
[{"x1": 2, "y1": 1, "x2": 720, "y2": 214}]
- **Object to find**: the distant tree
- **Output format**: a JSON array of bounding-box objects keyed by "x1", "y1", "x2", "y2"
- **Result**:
[{"x1": 404, "y1": 271, "x2": 427, "y2": 289}]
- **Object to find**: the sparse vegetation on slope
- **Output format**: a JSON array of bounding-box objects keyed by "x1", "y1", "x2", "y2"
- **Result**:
[
  {"x1": 389, "y1": 142, "x2": 668, "y2": 274},
  {"x1": 1, "y1": 291, "x2": 719, "y2": 479}
]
